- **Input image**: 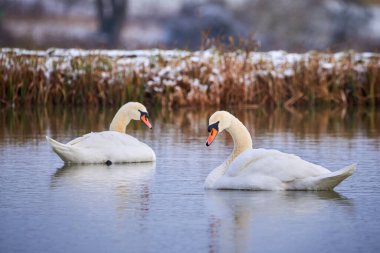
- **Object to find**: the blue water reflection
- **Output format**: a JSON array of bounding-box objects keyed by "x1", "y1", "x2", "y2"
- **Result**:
[{"x1": 0, "y1": 107, "x2": 379, "y2": 253}]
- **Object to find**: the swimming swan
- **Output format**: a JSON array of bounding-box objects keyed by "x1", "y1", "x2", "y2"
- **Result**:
[
  {"x1": 46, "y1": 102, "x2": 156, "y2": 164},
  {"x1": 204, "y1": 111, "x2": 356, "y2": 190}
]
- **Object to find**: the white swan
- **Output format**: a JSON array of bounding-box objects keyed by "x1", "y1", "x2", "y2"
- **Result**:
[
  {"x1": 204, "y1": 111, "x2": 356, "y2": 190},
  {"x1": 46, "y1": 102, "x2": 156, "y2": 164}
]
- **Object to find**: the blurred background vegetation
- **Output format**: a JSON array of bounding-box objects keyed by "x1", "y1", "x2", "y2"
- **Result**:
[{"x1": 0, "y1": 0, "x2": 379, "y2": 51}]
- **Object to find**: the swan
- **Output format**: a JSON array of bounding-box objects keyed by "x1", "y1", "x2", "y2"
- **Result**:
[
  {"x1": 204, "y1": 111, "x2": 356, "y2": 190},
  {"x1": 46, "y1": 102, "x2": 156, "y2": 164}
]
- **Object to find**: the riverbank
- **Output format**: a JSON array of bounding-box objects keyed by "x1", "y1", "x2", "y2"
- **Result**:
[{"x1": 1, "y1": 48, "x2": 379, "y2": 108}]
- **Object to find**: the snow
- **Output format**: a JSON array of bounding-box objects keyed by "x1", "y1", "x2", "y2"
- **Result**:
[
  {"x1": 1, "y1": 48, "x2": 379, "y2": 96},
  {"x1": 284, "y1": 69, "x2": 294, "y2": 77},
  {"x1": 321, "y1": 62, "x2": 334, "y2": 69}
]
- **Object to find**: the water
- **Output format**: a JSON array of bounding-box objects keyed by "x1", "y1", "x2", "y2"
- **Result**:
[{"x1": 1, "y1": 106, "x2": 379, "y2": 253}]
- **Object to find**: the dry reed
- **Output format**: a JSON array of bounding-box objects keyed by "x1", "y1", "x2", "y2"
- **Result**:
[{"x1": 1, "y1": 48, "x2": 379, "y2": 108}]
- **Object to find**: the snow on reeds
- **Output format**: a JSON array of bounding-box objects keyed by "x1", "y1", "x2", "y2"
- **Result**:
[{"x1": 1, "y1": 48, "x2": 379, "y2": 107}]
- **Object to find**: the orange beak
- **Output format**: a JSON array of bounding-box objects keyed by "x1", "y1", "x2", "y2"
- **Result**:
[
  {"x1": 141, "y1": 114, "x2": 152, "y2": 129},
  {"x1": 206, "y1": 128, "x2": 218, "y2": 146}
]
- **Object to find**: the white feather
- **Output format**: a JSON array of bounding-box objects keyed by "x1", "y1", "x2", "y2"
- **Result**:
[
  {"x1": 205, "y1": 111, "x2": 356, "y2": 191},
  {"x1": 46, "y1": 102, "x2": 155, "y2": 164},
  {"x1": 46, "y1": 132, "x2": 155, "y2": 164}
]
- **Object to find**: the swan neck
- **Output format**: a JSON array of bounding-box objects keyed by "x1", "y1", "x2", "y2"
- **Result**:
[
  {"x1": 226, "y1": 117, "x2": 252, "y2": 160},
  {"x1": 109, "y1": 106, "x2": 131, "y2": 133},
  {"x1": 204, "y1": 114, "x2": 253, "y2": 189}
]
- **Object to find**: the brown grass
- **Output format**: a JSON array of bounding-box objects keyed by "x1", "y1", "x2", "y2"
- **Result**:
[{"x1": 1, "y1": 48, "x2": 379, "y2": 108}]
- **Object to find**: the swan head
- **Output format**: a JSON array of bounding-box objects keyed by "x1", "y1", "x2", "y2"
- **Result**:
[
  {"x1": 126, "y1": 102, "x2": 152, "y2": 129},
  {"x1": 206, "y1": 111, "x2": 233, "y2": 146}
]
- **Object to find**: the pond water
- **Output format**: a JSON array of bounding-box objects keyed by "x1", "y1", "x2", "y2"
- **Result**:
[{"x1": 0, "y1": 106, "x2": 379, "y2": 253}]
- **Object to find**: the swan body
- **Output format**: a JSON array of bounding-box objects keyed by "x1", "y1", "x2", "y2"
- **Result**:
[
  {"x1": 46, "y1": 102, "x2": 155, "y2": 164},
  {"x1": 205, "y1": 111, "x2": 356, "y2": 191}
]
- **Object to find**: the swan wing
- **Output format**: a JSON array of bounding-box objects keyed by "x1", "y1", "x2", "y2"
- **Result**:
[
  {"x1": 227, "y1": 148, "x2": 331, "y2": 182},
  {"x1": 47, "y1": 131, "x2": 155, "y2": 163},
  {"x1": 214, "y1": 148, "x2": 355, "y2": 190},
  {"x1": 67, "y1": 131, "x2": 141, "y2": 148}
]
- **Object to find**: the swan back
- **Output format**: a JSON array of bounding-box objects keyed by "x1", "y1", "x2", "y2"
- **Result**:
[{"x1": 47, "y1": 131, "x2": 156, "y2": 164}]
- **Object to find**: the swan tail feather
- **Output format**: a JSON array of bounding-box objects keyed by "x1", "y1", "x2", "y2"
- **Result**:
[
  {"x1": 290, "y1": 164, "x2": 356, "y2": 190},
  {"x1": 46, "y1": 136, "x2": 73, "y2": 163}
]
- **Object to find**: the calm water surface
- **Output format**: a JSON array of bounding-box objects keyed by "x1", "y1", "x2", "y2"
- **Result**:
[{"x1": 0, "y1": 107, "x2": 379, "y2": 253}]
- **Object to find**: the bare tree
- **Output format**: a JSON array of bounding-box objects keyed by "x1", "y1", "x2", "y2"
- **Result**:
[
  {"x1": 96, "y1": 0, "x2": 128, "y2": 48},
  {"x1": 0, "y1": 0, "x2": 8, "y2": 38},
  {"x1": 332, "y1": 0, "x2": 371, "y2": 46}
]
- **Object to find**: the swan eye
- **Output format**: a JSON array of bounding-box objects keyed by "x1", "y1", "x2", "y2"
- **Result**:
[
  {"x1": 138, "y1": 110, "x2": 149, "y2": 118},
  {"x1": 207, "y1": 121, "x2": 219, "y2": 132}
]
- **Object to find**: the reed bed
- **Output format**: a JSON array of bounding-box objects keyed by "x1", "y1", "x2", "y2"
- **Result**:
[{"x1": 1, "y1": 48, "x2": 379, "y2": 108}]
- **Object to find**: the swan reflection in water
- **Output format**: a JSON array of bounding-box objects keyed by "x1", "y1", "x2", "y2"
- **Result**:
[
  {"x1": 51, "y1": 162, "x2": 155, "y2": 218},
  {"x1": 205, "y1": 190, "x2": 354, "y2": 253}
]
